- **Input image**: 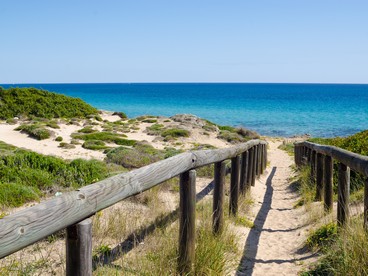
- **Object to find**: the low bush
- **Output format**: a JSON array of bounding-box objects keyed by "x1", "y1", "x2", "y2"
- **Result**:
[
  {"x1": 15, "y1": 124, "x2": 52, "y2": 140},
  {"x1": 82, "y1": 140, "x2": 109, "y2": 150},
  {"x1": 161, "y1": 128, "x2": 190, "y2": 138},
  {"x1": 55, "y1": 136, "x2": 63, "y2": 142},
  {"x1": 72, "y1": 131, "x2": 137, "y2": 146},
  {"x1": 112, "y1": 111, "x2": 128, "y2": 119},
  {"x1": 0, "y1": 87, "x2": 98, "y2": 119}
]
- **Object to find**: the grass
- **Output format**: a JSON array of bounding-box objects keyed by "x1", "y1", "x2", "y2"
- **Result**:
[
  {"x1": 161, "y1": 128, "x2": 190, "y2": 139},
  {"x1": 303, "y1": 217, "x2": 368, "y2": 275},
  {"x1": 278, "y1": 142, "x2": 294, "y2": 156}
]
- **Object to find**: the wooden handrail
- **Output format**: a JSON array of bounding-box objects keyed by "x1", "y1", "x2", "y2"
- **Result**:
[
  {"x1": 295, "y1": 141, "x2": 368, "y2": 177},
  {"x1": 294, "y1": 141, "x2": 368, "y2": 230},
  {"x1": 0, "y1": 139, "x2": 267, "y2": 266}
]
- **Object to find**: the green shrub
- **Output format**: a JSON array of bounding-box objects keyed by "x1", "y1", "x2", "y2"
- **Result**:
[
  {"x1": 161, "y1": 128, "x2": 190, "y2": 138},
  {"x1": 0, "y1": 87, "x2": 98, "y2": 119},
  {"x1": 46, "y1": 121, "x2": 60, "y2": 129},
  {"x1": 78, "y1": 126, "x2": 97, "y2": 133},
  {"x1": 112, "y1": 111, "x2": 128, "y2": 119},
  {"x1": 55, "y1": 136, "x2": 63, "y2": 142},
  {"x1": 146, "y1": 123, "x2": 164, "y2": 135},
  {"x1": 15, "y1": 124, "x2": 51, "y2": 140},
  {"x1": 59, "y1": 142, "x2": 76, "y2": 149},
  {"x1": 106, "y1": 143, "x2": 163, "y2": 168},
  {"x1": 0, "y1": 150, "x2": 110, "y2": 206},
  {"x1": 72, "y1": 131, "x2": 136, "y2": 146},
  {"x1": 82, "y1": 140, "x2": 109, "y2": 150},
  {"x1": 142, "y1": 119, "x2": 157, "y2": 123},
  {"x1": 6, "y1": 118, "x2": 17, "y2": 125}
]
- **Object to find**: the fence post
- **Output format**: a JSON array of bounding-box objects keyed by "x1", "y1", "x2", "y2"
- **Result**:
[
  {"x1": 239, "y1": 151, "x2": 248, "y2": 194},
  {"x1": 251, "y1": 146, "x2": 257, "y2": 186},
  {"x1": 260, "y1": 144, "x2": 265, "y2": 174},
  {"x1": 337, "y1": 163, "x2": 350, "y2": 226},
  {"x1": 66, "y1": 218, "x2": 92, "y2": 276},
  {"x1": 246, "y1": 147, "x2": 254, "y2": 189},
  {"x1": 310, "y1": 150, "x2": 316, "y2": 184},
  {"x1": 213, "y1": 161, "x2": 226, "y2": 234},
  {"x1": 230, "y1": 155, "x2": 240, "y2": 216},
  {"x1": 364, "y1": 178, "x2": 368, "y2": 230},
  {"x1": 254, "y1": 145, "x2": 259, "y2": 177},
  {"x1": 316, "y1": 153, "x2": 324, "y2": 201},
  {"x1": 178, "y1": 170, "x2": 196, "y2": 274},
  {"x1": 324, "y1": 155, "x2": 333, "y2": 212},
  {"x1": 258, "y1": 144, "x2": 262, "y2": 175}
]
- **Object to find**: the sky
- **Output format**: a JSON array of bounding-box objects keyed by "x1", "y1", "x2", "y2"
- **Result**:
[{"x1": 1, "y1": 1, "x2": 367, "y2": 84}]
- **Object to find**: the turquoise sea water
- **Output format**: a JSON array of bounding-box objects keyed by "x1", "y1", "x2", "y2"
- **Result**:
[{"x1": 1, "y1": 83, "x2": 368, "y2": 138}]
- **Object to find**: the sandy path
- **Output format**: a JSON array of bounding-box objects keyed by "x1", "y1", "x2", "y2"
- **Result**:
[{"x1": 237, "y1": 140, "x2": 316, "y2": 275}]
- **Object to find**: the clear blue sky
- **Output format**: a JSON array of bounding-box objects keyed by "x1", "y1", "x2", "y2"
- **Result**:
[{"x1": 1, "y1": 1, "x2": 367, "y2": 84}]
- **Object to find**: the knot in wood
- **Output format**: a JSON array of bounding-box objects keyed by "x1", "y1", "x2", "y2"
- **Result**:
[{"x1": 78, "y1": 193, "x2": 86, "y2": 200}]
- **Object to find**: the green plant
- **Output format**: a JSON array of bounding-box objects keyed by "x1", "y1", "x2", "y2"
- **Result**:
[
  {"x1": 82, "y1": 140, "x2": 109, "y2": 150},
  {"x1": 78, "y1": 126, "x2": 97, "y2": 133},
  {"x1": 15, "y1": 124, "x2": 52, "y2": 140},
  {"x1": 58, "y1": 142, "x2": 76, "y2": 149},
  {"x1": 161, "y1": 128, "x2": 190, "y2": 138},
  {"x1": 306, "y1": 222, "x2": 337, "y2": 250},
  {"x1": 112, "y1": 111, "x2": 128, "y2": 119},
  {"x1": 55, "y1": 136, "x2": 63, "y2": 142},
  {"x1": 0, "y1": 87, "x2": 98, "y2": 119}
]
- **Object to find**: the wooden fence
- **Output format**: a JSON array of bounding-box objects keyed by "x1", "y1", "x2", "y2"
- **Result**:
[
  {"x1": 294, "y1": 141, "x2": 368, "y2": 228},
  {"x1": 0, "y1": 139, "x2": 267, "y2": 275}
]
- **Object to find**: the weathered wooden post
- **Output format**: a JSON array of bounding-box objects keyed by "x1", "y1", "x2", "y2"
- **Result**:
[
  {"x1": 213, "y1": 161, "x2": 226, "y2": 234},
  {"x1": 324, "y1": 155, "x2": 333, "y2": 212},
  {"x1": 364, "y1": 178, "x2": 368, "y2": 230},
  {"x1": 239, "y1": 151, "x2": 248, "y2": 194},
  {"x1": 337, "y1": 163, "x2": 350, "y2": 226},
  {"x1": 230, "y1": 155, "x2": 240, "y2": 216},
  {"x1": 66, "y1": 218, "x2": 92, "y2": 276},
  {"x1": 316, "y1": 153, "x2": 324, "y2": 201},
  {"x1": 246, "y1": 147, "x2": 254, "y2": 189},
  {"x1": 251, "y1": 146, "x2": 257, "y2": 186},
  {"x1": 260, "y1": 144, "x2": 264, "y2": 174},
  {"x1": 258, "y1": 144, "x2": 262, "y2": 175},
  {"x1": 254, "y1": 145, "x2": 259, "y2": 177},
  {"x1": 294, "y1": 145, "x2": 298, "y2": 166},
  {"x1": 178, "y1": 170, "x2": 196, "y2": 274},
  {"x1": 310, "y1": 150, "x2": 316, "y2": 184}
]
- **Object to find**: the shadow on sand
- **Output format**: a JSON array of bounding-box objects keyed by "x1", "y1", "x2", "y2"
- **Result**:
[{"x1": 236, "y1": 166, "x2": 317, "y2": 275}]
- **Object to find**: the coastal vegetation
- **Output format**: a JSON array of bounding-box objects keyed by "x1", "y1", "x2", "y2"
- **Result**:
[
  {"x1": 0, "y1": 87, "x2": 98, "y2": 119},
  {"x1": 287, "y1": 131, "x2": 368, "y2": 275},
  {"x1": 0, "y1": 141, "x2": 111, "y2": 207}
]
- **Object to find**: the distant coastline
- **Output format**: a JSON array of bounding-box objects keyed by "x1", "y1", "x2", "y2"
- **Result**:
[{"x1": 2, "y1": 83, "x2": 368, "y2": 137}]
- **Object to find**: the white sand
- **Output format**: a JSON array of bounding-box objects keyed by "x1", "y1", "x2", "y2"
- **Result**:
[{"x1": 236, "y1": 139, "x2": 316, "y2": 275}]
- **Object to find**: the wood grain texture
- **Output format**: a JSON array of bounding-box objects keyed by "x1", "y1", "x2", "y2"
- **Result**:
[
  {"x1": 213, "y1": 161, "x2": 226, "y2": 234},
  {"x1": 337, "y1": 163, "x2": 350, "y2": 226},
  {"x1": 178, "y1": 170, "x2": 196, "y2": 274},
  {"x1": 0, "y1": 140, "x2": 267, "y2": 259},
  {"x1": 66, "y1": 218, "x2": 92, "y2": 276},
  {"x1": 230, "y1": 155, "x2": 240, "y2": 216},
  {"x1": 324, "y1": 155, "x2": 333, "y2": 212}
]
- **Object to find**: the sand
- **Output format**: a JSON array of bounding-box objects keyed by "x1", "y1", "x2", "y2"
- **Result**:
[{"x1": 236, "y1": 139, "x2": 317, "y2": 275}]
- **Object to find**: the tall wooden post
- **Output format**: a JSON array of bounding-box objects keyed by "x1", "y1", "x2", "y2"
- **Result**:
[
  {"x1": 310, "y1": 150, "x2": 316, "y2": 184},
  {"x1": 337, "y1": 163, "x2": 350, "y2": 226},
  {"x1": 324, "y1": 155, "x2": 333, "y2": 212},
  {"x1": 254, "y1": 145, "x2": 259, "y2": 177},
  {"x1": 239, "y1": 151, "x2": 248, "y2": 194},
  {"x1": 258, "y1": 144, "x2": 262, "y2": 175},
  {"x1": 66, "y1": 218, "x2": 92, "y2": 276},
  {"x1": 230, "y1": 156, "x2": 240, "y2": 216},
  {"x1": 316, "y1": 153, "x2": 324, "y2": 201},
  {"x1": 178, "y1": 170, "x2": 196, "y2": 274},
  {"x1": 251, "y1": 146, "x2": 257, "y2": 186},
  {"x1": 246, "y1": 148, "x2": 254, "y2": 189},
  {"x1": 364, "y1": 178, "x2": 368, "y2": 231},
  {"x1": 213, "y1": 161, "x2": 226, "y2": 234}
]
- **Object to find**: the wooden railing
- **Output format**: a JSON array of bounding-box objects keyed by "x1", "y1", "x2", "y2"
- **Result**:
[
  {"x1": 294, "y1": 141, "x2": 368, "y2": 228},
  {"x1": 0, "y1": 139, "x2": 267, "y2": 275}
]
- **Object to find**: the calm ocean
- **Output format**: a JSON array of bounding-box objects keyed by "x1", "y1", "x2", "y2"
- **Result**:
[{"x1": 2, "y1": 83, "x2": 368, "y2": 138}]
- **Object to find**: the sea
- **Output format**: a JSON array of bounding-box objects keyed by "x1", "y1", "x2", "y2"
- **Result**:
[{"x1": 1, "y1": 83, "x2": 368, "y2": 138}]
